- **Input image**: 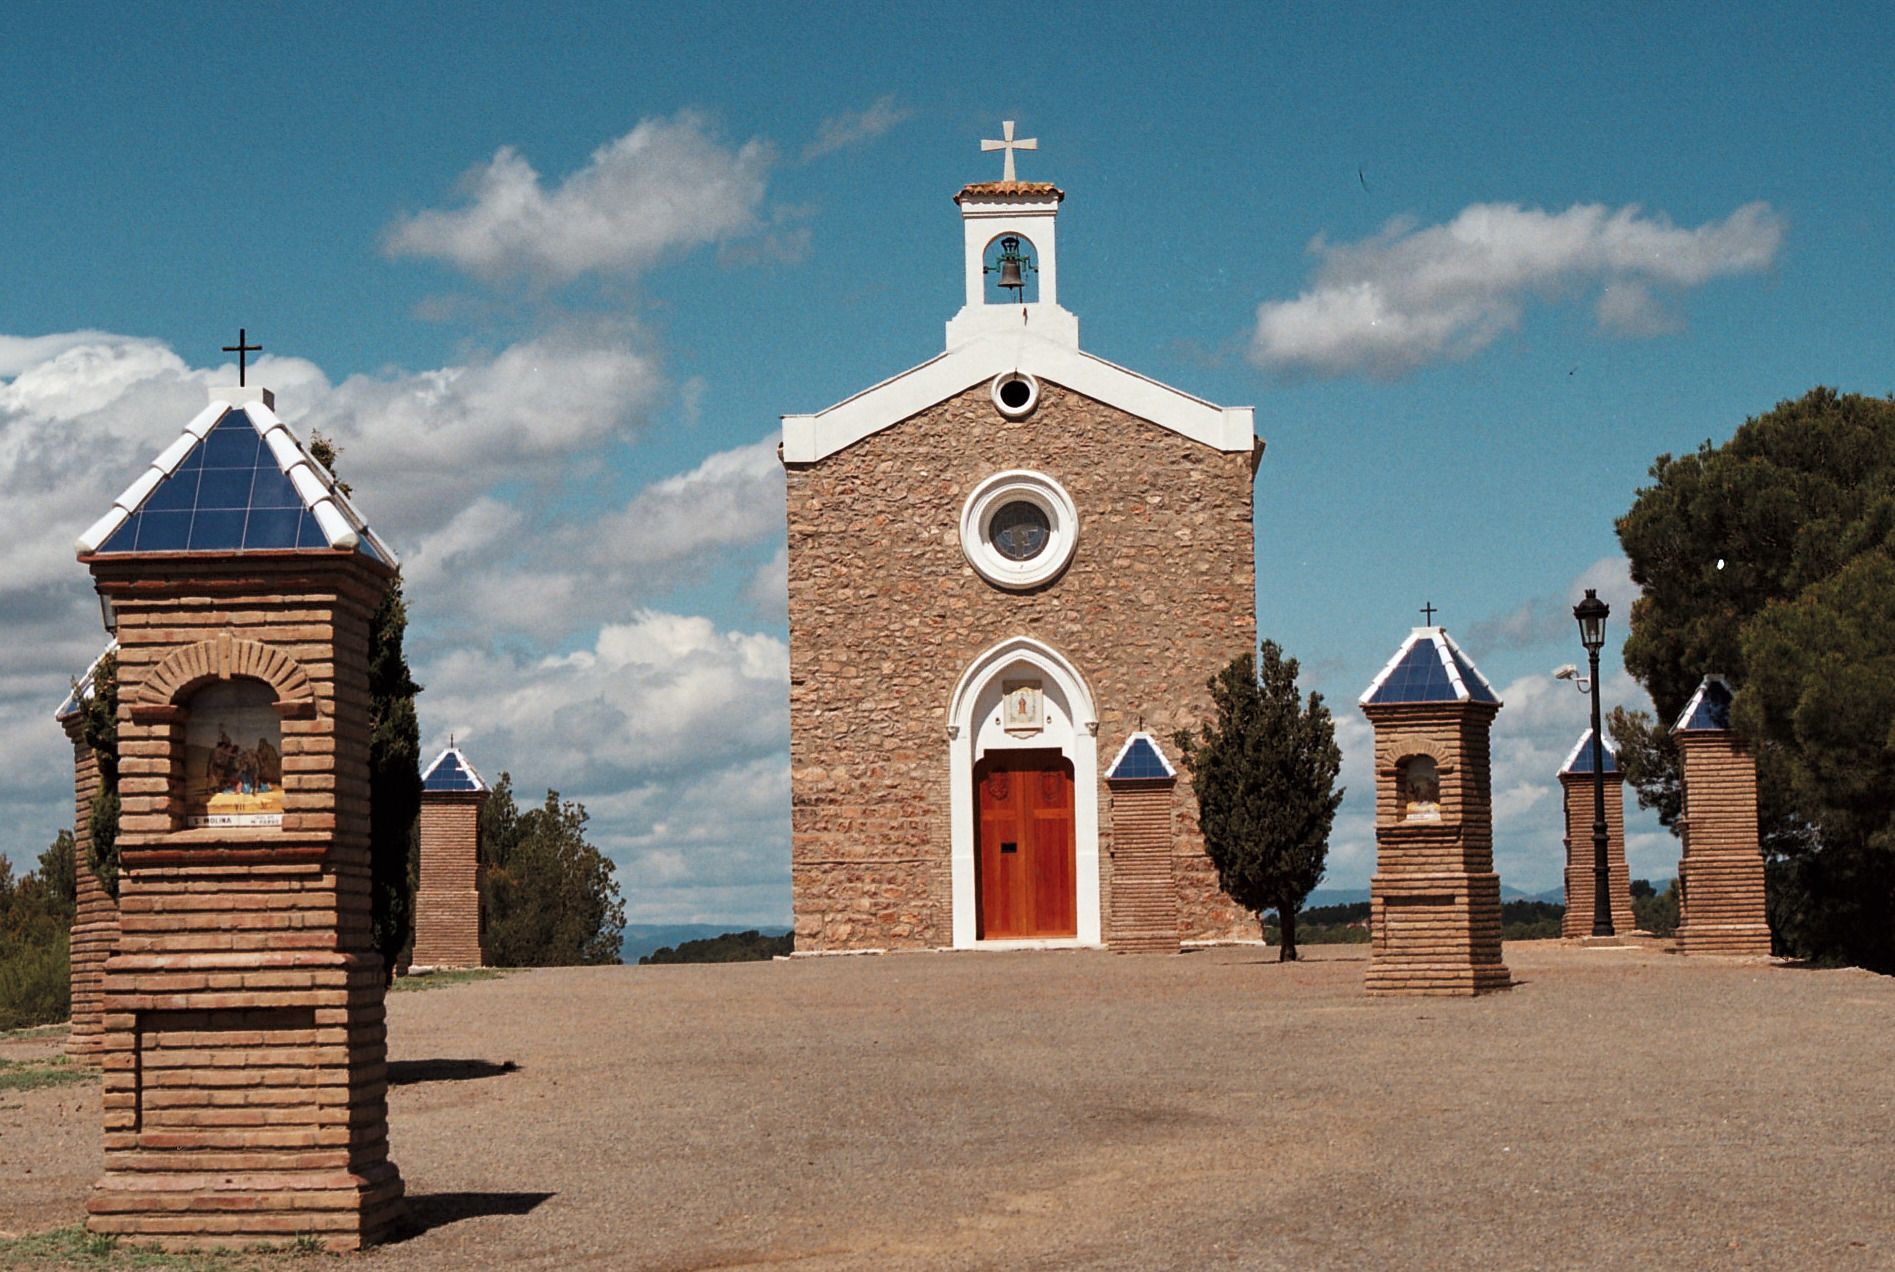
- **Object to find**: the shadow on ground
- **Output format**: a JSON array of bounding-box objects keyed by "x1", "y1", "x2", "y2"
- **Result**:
[
  {"x1": 389, "y1": 1058, "x2": 521, "y2": 1085},
  {"x1": 391, "y1": 1191, "x2": 556, "y2": 1241}
]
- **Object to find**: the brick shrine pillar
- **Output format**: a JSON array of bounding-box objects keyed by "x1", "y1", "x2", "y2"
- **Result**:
[
  {"x1": 411, "y1": 746, "x2": 487, "y2": 970},
  {"x1": 1360, "y1": 626, "x2": 1511, "y2": 996},
  {"x1": 1557, "y1": 729, "x2": 1637, "y2": 939},
  {"x1": 1103, "y1": 733, "x2": 1181, "y2": 953},
  {"x1": 78, "y1": 386, "x2": 403, "y2": 1250},
  {"x1": 1672, "y1": 676, "x2": 1772, "y2": 957},
  {"x1": 59, "y1": 672, "x2": 120, "y2": 1066}
]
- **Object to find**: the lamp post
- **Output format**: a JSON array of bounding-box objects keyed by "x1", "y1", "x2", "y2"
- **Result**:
[{"x1": 1573, "y1": 588, "x2": 1613, "y2": 937}]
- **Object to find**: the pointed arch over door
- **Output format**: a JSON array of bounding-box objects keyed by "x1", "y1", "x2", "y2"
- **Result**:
[{"x1": 947, "y1": 636, "x2": 1101, "y2": 948}]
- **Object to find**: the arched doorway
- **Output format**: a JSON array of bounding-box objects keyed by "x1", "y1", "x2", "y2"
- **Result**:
[{"x1": 947, "y1": 637, "x2": 1100, "y2": 948}]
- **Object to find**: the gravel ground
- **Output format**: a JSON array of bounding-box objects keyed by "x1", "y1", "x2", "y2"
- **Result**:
[{"x1": 3, "y1": 942, "x2": 1891, "y2": 1271}]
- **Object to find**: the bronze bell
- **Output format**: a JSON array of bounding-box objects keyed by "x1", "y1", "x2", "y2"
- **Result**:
[{"x1": 995, "y1": 256, "x2": 1026, "y2": 290}]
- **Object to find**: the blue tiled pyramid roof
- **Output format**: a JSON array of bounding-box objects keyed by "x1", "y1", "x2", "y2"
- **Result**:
[
  {"x1": 1361, "y1": 628, "x2": 1501, "y2": 707},
  {"x1": 421, "y1": 745, "x2": 487, "y2": 793},
  {"x1": 76, "y1": 394, "x2": 394, "y2": 564},
  {"x1": 1106, "y1": 732, "x2": 1175, "y2": 781},
  {"x1": 1672, "y1": 675, "x2": 1734, "y2": 733},
  {"x1": 1559, "y1": 728, "x2": 1619, "y2": 775}
]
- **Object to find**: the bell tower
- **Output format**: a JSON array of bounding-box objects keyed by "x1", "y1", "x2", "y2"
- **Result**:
[{"x1": 946, "y1": 120, "x2": 1079, "y2": 349}]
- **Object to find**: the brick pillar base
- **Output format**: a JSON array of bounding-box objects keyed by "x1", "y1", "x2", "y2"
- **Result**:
[
  {"x1": 1558, "y1": 772, "x2": 1637, "y2": 938},
  {"x1": 1105, "y1": 780, "x2": 1180, "y2": 953},
  {"x1": 1367, "y1": 866, "x2": 1512, "y2": 996}
]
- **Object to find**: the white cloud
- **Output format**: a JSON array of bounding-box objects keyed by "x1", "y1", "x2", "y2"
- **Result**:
[
  {"x1": 418, "y1": 611, "x2": 792, "y2": 925},
  {"x1": 384, "y1": 111, "x2": 774, "y2": 286},
  {"x1": 1250, "y1": 200, "x2": 1784, "y2": 378},
  {"x1": 802, "y1": 95, "x2": 912, "y2": 161},
  {"x1": 1467, "y1": 555, "x2": 1639, "y2": 654},
  {"x1": 581, "y1": 433, "x2": 782, "y2": 566}
]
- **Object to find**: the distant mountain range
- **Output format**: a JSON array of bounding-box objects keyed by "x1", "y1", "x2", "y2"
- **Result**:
[{"x1": 620, "y1": 923, "x2": 791, "y2": 965}]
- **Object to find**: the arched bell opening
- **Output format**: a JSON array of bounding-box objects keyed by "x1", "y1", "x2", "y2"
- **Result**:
[{"x1": 982, "y1": 233, "x2": 1041, "y2": 304}]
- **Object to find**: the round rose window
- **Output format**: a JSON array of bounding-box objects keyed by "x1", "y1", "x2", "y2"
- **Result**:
[{"x1": 990, "y1": 500, "x2": 1051, "y2": 560}]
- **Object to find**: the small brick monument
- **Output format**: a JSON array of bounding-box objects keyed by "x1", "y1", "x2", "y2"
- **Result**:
[
  {"x1": 56, "y1": 645, "x2": 121, "y2": 1066},
  {"x1": 1359, "y1": 623, "x2": 1511, "y2": 996},
  {"x1": 410, "y1": 745, "x2": 487, "y2": 970},
  {"x1": 1672, "y1": 675, "x2": 1772, "y2": 956},
  {"x1": 74, "y1": 375, "x2": 405, "y2": 1249},
  {"x1": 1102, "y1": 733, "x2": 1182, "y2": 954},
  {"x1": 1557, "y1": 728, "x2": 1638, "y2": 939}
]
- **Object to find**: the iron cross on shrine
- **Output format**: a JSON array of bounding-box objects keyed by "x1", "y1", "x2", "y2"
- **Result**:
[
  {"x1": 222, "y1": 328, "x2": 262, "y2": 387},
  {"x1": 981, "y1": 120, "x2": 1038, "y2": 182},
  {"x1": 1420, "y1": 602, "x2": 1438, "y2": 625}
]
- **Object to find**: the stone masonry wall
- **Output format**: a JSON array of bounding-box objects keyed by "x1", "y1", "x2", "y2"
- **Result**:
[
  {"x1": 785, "y1": 379, "x2": 1256, "y2": 950},
  {"x1": 1676, "y1": 732, "x2": 1772, "y2": 956},
  {"x1": 412, "y1": 793, "x2": 484, "y2": 969},
  {"x1": 1559, "y1": 772, "x2": 1637, "y2": 937},
  {"x1": 87, "y1": 555, "x2": 402, "y2": 1250},
  {"x1": 63, "y1": 719, "x2": 119, "y2": 1065}
]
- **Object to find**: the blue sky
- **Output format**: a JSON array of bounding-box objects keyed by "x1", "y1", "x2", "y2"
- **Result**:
[{"x1": 3, "y1": 2, "x2": 1889, "y2": 921}]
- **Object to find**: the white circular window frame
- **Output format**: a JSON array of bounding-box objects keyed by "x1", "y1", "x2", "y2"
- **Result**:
[
  {"x1": 961, "y1": 469, "x2": 1079, "y2": 590},
  {"x1": 990, "y1": 371, "x2": 1040, "y2": 418}
]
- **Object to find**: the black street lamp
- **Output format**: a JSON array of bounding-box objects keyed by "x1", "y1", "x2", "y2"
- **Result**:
[{"x1": 1573, "y1": 588, "x2": 1614, "y2": 937}]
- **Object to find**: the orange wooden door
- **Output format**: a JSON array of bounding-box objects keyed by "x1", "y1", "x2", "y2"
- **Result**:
[{"x1": 975, "y1": 749, "x2": 1076, "y2": 939}]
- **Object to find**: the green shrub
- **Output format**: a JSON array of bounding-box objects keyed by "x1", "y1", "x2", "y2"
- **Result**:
[{"x1": 0, "y1": 929, "x2": 70, "y2": 1031}]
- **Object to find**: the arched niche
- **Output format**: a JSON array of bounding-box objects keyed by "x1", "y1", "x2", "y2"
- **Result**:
[
  {"x1": 1397, "y1": 754, "x2": 1442, "y2": 822},
  {"x1": 982, "y1": 232, "x2": 1041, "y2": 304},
  {"x1": 181, "y1": 678, "x2": 284, "y2": 827}
]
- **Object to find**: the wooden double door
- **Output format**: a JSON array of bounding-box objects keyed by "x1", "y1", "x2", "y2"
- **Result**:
[{"x1": 975, "y1": 748, "x2": 1077, "y2": 940}]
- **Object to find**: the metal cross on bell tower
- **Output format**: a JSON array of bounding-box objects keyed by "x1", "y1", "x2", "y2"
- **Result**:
[{"x1": 981, "y1": 120, "x2": 1038, "y2": 182}]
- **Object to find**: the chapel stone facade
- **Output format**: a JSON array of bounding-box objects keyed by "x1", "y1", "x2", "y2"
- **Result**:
[
  {"x1": 76, "y1": 383, "x2": 404, "y2": 1249},
  {"x1": 1359, "y1": 626, "x2": 1511, "y2": 996},
  {"x1": 781, "y1": 133, "x2": 1261, "y2": 952},
  {"x1": 1672, "y1": 675, "x2": 1773, "y2": 956},
  {"x1": 1557, "y1": 727, "x2": 1638, "y2": 938}
]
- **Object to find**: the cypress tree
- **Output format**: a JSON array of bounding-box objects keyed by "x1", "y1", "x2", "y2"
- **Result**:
[{"x1": 1175, "y1": 643, "x2": 1343, "y2": 961}]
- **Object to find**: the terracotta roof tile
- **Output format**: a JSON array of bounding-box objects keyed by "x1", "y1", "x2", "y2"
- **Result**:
[{"x1": 955, "y1": 181, "x2": 1065, "y2": 203}]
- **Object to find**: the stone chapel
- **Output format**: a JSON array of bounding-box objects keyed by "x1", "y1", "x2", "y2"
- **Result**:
[{"x1": 781, "y1": 127, "x2": 1261, "y2": 952}]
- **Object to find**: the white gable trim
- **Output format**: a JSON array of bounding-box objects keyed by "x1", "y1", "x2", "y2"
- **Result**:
[
  {"x1": 421, "y1": 744, "x2": 488, "y2": 792},
  {"x1": 781, "y1": 330, "x2": 1254, "y2": 463}
]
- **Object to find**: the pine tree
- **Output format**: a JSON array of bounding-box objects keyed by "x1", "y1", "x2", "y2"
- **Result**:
[
  {"x1": 478, "y1": 774, "x2": 627, "y2": 966},
  {"x1": 1174, "y1": 643, "x2": 1343, "y2": 961}
]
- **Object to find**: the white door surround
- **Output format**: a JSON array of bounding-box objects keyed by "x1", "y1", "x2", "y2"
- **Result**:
[{"x1": 947, "y1": 635, "x2": 1101, "y2": 948}]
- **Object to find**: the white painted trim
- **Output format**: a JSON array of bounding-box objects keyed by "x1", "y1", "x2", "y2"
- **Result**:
[
  {"x1": 959, "y1": 469, "x2": 1079, "y2": 590},
  {"x1": 1359, "y1": 626, "x2": 1502, "y2": 707},
  {"x1": 1437, "y1": 627, "x2": 1500, "y2": 701},
  {"x1": 946, "y1": 636, "x2": 1101, "y2": 950},
  {"x1": 990, "y1": 371, "x2": 1039, "y2": 418},
  {"x1": 780, "y1": 330, "x2": 1255, "y2": 463},
  {"x1": 1105, "y1": 730, "x2": 1177, "y2": 780}
]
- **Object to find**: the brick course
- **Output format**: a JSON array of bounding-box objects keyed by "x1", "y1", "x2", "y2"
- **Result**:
[
  {"x1": 1675, "y1": 732, "x2": 1772, "y2": 956},
  {"x1": 1558, "y1": 771, "x2": 1639, "y2": 938},
  {"x1": 784, "y1": 379, "x2": 1256, "y2": 951},
  {"x1": 63, "y1": 716, "x2": 120, "y2": 1065},
  {"x1": 83, "y1": 552, "x2": 404, "y2": 1251},
  {"x1": 411, "y1": 792, "x2": 484, "y2": 969}
]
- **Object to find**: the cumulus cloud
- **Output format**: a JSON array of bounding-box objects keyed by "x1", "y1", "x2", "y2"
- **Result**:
[
  {"x1": 1250, "y1": 200, "x2": 1784, "y2": 378},
  {"x1": 1467, "y1": 555, "x2": 1640, "y2": 654},
  {"x1": 419, "y1": 612, "x2": 792, "y2": 923},
  {"x1": 384, "y1": 111, "x2": 774, "y2": 286},
  {"x1": 802, "y1": 95, "x2": 911, "y2": 161}
]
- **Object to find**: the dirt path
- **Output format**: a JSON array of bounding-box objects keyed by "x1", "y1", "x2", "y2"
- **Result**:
[{"x1": 4, "y1": 943, "x2": 1892, "y2": 1269}]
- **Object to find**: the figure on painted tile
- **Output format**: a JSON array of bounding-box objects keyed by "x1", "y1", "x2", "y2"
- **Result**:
[{"x1": 1401, "y1": 755, "x2": 1441, "y2": 820}]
